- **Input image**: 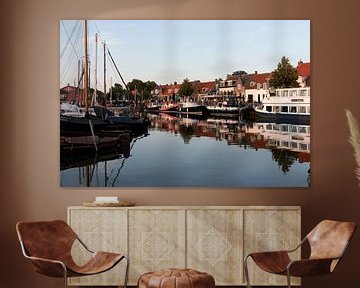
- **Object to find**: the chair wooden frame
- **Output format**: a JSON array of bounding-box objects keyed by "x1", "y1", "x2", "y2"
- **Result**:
[
  {"x1": 16, "y1": 220, "x2": 129, "y2": 288},
  {"x1": 243, "y1": 220, "x2": 356, "y2": 288}
]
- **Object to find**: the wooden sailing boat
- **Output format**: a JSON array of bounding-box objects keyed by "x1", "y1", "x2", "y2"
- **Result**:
[
  {"x1": 60, "y1": 21, "x2": 149, "y2": 139},
  {"x1": 60, "y1": 21, "x2": 128, "y2": 149}
]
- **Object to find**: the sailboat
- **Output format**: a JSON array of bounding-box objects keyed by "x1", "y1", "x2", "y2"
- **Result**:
[{"x1": 60, "y1": 20, "x2": 149, "y2": 143}]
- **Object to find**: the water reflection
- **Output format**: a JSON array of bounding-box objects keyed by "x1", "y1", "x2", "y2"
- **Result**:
[
  {"x1": 60, "y1": 113, "x2": 310, "y2": 187},
  {"x1": 149, "y1": 113, "x2": 310, "y2": 156}
]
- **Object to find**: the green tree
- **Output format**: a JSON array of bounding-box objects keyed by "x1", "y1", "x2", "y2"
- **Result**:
[
  {"x1": 109, "y1": 83, "x2": 125, "y2": 102},
  {"x1": 232, "y1": 70, "x2": 247, "y2": 77},
  {"x1": 269, "y1": 56, "x2": 299, "y2": 88},
  {"x1": 127, "y1": 79, "x2": 144, "y2": 93},
  {"x1": 178, "y1": 78, "x2": 194, "y2": 98},
  {"x1": 143, "y1": 81, "x2": 157, "y2": 100},
  {"x1": 127, "y1": 79, "x2": 158, "y2": 101}
]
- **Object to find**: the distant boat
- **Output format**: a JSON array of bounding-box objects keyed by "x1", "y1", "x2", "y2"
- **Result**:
[
  {"x1": 159, "y1": 103, "x2": 179, "y2": 112},
  {"x1": 177, "y1": 102, "x2": 209, "y2": 115},
  {"x1": 144, "y1": 103, "x2": 161, "y2": 112},
  {"x1": 254, "y1": 87, "x2": 310, "y2": 125},
  {"x1": 206, "y1": 102, "x2": 239, "y2": 115}
]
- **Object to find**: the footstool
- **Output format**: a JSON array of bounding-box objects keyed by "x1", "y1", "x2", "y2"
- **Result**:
[{"x1": 138, "y1": 268, "x2": 215, "y2": 288}]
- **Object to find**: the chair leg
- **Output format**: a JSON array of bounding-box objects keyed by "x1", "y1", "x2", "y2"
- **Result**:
[
  {"x1": 62, "y1": 264, "x2": 68, "y2": 288},
  {"x1": 123, "y1": 255, "x2": 130, "y2": 288},
  {"x1": 286, "y1": 269, "x2": 292, "y2": 288},
  {"x1": 244, "y1": 255, "x2": 252, "y2": 288}
]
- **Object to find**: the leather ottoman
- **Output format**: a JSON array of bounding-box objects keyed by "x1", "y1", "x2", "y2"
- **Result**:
[{"x1": 138, "y1": 268, "x2": 215, "y2": 288}]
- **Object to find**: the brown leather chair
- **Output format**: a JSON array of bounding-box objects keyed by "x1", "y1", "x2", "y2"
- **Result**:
[
  {"x1": 244, "y1": 220, "x2": 356, "y2": 288},
  {"x1": 16, "y1": 220, "x2": 129, "y2": 288}
]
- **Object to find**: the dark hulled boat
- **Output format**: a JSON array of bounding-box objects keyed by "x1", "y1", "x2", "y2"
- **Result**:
[{"x1": 177, "y1": 102, "x2": 209, "y2": 115}]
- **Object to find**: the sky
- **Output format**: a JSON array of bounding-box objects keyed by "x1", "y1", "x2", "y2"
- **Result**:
[{"x1": 60, "y1": 20, "x2": 310, "y2": 91}]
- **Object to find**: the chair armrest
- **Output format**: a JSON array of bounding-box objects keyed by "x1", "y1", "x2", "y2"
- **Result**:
[
  {"x1": 286, "y1": 237, "x2": 307, "y2": 253},
  {"x1": 287, "y1": 258, "x2": 336, "y2": 277},
  {"x1": 76, "y1": 236, "x2": 94, "y2": 253},
  {"x1": 25, "y1": 255, "x2": 67, "y2": 278}
]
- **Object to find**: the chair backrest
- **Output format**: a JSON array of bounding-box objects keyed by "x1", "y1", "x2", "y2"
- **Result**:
[
  {"x1": 16, "y1": 220, "x2": 77, "y2": 261},
  {"x1": 307, "y1": 220, "x2": 356, "y2": 262}
]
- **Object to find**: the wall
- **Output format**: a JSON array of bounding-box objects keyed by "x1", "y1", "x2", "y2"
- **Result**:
[{"x1": 1, "y1": 0, "x2": 360, "y2": 287}]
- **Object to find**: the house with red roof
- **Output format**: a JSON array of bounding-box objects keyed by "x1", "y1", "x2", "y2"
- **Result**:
[
  {"x1": 60, "y1": 85, "x2": 105, "y2": 106},
  {"x1": 218, "y1": 75, "x2": 243, "y2": 96},
  {"x1": 296, "y1": 60, "x2": 310, "y2": 87},
  {"x1": 196, "y1": 81, "x2": 216, "y2": 95},
  {"x1": 157, "y1": 83, "x2": 182, "y2": 102},
  {"x1": 241, "y1": 71, "x2": 272, "y2": 103},
  {"x1": 154, "y1": 80, "x2": 216, "y2": 102}
]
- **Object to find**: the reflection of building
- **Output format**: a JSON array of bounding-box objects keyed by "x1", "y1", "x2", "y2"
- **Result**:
[
  {"x1": 246, "y1": 122, "x2": 310, "y2": 155},
  {"x1": 148, "y1": 114, "x2": 310, "y2": 164}
]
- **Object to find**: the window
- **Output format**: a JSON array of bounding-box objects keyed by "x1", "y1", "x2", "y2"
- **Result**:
[
  {"x1": 289, "y1": 125, "x2": 298, "y2": 133},
  {"x1": 281, "y1": 106, "x2": 288, "y2": 113},
  {"x1": 291, "y1": 142, "x2": 298, "y2": 149},
  {"x1": 273, "y1": 124, "x2": 280, "y2": 131},
  {"x1": 263, "y1": 83, "x2": 267, "y2": 90},
  {"x1": 307, "y1": 106, "x2": 310, "y2": 113},
  {"x1": 280, "y1": 125, "x2": 289, "y2": 132},
  {"x1": 299, "y1": 106, "x2": 307, "y2": 113},
  {"x1": 300, "y1": 143, "x2": 308, "y2": 150},
  {"x1": 257, "y1": 83, "x2": 261, "y2": 89},
  {"x1": 291, "y1": 90, "x2": 297, "y2": 96},
  {"x1": 274, "y1": 106, "x2": 280, "y2": 112},
  {"x1": 299, "y1": 127, "x2": 307, "y2": 133},
  {"x1": 282, "y1": 90, "x2": 289, "y2": 97},
  {"x1": 299, "y1": 89, "x2": 307, "y2": 96},
  {"x1": 266, "y1": 106, "x2": 272, "y2": 112},
  {"x1": 290, "y1": 106, "x2": 297, "y2": 113},
  {"x1": 282, "y1": 141, "x2": 289, "y2": 148}
]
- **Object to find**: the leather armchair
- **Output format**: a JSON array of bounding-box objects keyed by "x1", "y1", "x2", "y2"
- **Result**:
[
  {"x1": 16, "y1": 220, "x2": 129, "y2": 288},
  {"x1": 244, "y1": 220, "x2": 356, "y2": 288}
]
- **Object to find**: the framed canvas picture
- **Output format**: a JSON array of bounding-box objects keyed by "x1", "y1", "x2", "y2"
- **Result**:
[{"x1": 60, "y1": 20, "x2": 310, "y2": 188}]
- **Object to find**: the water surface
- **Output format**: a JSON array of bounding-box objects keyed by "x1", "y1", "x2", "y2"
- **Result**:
[{"x1": 60, "y1": 114, "x2": 310, "y2": 187}]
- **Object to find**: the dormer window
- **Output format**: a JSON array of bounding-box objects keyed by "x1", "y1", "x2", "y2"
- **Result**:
[
  {"x1": 250, "y1": 81, "x2": 255, "y2": 87},
  {"x1": 263, "y1": 83, "x2": 267, "y2": 90},
  {"x1": 257, "y1": 83, "x2": 261, "y2": 89}
]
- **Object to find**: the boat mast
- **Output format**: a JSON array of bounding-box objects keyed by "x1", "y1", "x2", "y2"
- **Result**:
[
  {"x1": 83, "y1": 20, "x2": 89, "y2": 112},
  {"x1": 94, "y1": 33, "x2": 98, "y2": 105},
  {"x1": 110, "y1": 76, "x2": 113, "y2": 106},
  {"x1": 103, "y1": 41, "x2": 106, "y2": 107}
]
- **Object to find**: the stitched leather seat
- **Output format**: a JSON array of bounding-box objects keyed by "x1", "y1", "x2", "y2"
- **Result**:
[{"x1": 138, "y1": 268, "x2": 215, "y2": 288}]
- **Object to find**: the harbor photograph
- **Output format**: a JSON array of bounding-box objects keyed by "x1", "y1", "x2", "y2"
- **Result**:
[{"x1": 60, "y1": 20, "x2": 310, "y2": 187}]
